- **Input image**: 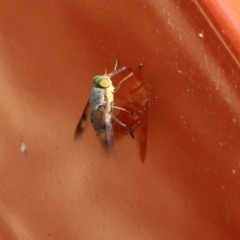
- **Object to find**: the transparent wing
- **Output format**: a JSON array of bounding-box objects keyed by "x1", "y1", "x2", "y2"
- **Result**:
[{"x1": 74, "y1": 101, "x2": 90, "y2": 140}]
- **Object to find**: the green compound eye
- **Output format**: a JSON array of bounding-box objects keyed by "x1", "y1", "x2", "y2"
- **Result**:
[
  {"x1": 99, "y1": 78, "x2": 110, "y2": 88},
  {"x1": 93, "y1": 76, "x2": 110, "y2": 88}
]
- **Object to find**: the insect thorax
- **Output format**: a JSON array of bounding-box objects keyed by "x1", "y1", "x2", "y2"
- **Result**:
[
  {"x1": 89, "y1": 87, "x2": 114, "y2": 110},
  {"x1": 89, "y1": 86, "x2": 114, "y2": 134}
]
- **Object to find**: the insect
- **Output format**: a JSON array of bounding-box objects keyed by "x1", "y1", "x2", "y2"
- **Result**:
[{"x1": 74, "y1": 60, "x2": 142, "y2": 148}]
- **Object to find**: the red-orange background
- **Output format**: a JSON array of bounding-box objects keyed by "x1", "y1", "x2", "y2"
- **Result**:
[{"x1": 0, "y1": 0, "x2": 240, "y2": 239}]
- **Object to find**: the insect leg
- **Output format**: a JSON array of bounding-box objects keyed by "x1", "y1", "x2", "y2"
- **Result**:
[
  {"x1": 114, "y1": 59, "x2": 119, "y2": 71},
  {"x1": 111, "y1": 115, "x2": 135, "y2": 139},
  {"x1": 112, "y1": 106, "x2": 135, "y2": 115},
  {"x1": 109, "y1": 66, "x2": 127, "y2": 78},
  {"x1": 114, "y1": 63, "x2": 143, "y2": 92}
]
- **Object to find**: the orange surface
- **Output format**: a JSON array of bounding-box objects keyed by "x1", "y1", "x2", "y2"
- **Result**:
[{"x1": 1, "y1": 0, "x2": 240, "y2": 239}]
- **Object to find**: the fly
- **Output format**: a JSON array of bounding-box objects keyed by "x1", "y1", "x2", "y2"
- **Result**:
[{"x1": 74, "y1": 60, "x2": 142, "y2": 147}]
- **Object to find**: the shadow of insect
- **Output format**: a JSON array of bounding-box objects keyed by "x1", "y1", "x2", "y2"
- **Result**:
[{"x1": 113, "y1": 68, "x2": 152, "y2": 162}]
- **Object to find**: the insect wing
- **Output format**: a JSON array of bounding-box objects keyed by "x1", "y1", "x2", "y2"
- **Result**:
[{"x1": 74, "y1": 101, "x2": 90, "y2": 140}]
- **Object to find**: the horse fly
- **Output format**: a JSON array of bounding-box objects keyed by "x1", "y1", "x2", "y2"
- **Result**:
[{"x1": 74, "y1": 60, "x2": 142, "y2": 148}]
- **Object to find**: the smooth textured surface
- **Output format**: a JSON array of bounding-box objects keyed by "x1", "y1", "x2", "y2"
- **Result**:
[{"x1": 1, "y1": 0, "x2": 240, "y2": 239}]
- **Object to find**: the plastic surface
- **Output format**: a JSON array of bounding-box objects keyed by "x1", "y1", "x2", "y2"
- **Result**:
[{"x1": 0, "y1": 0, "x2": 240, "y2": 239}]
